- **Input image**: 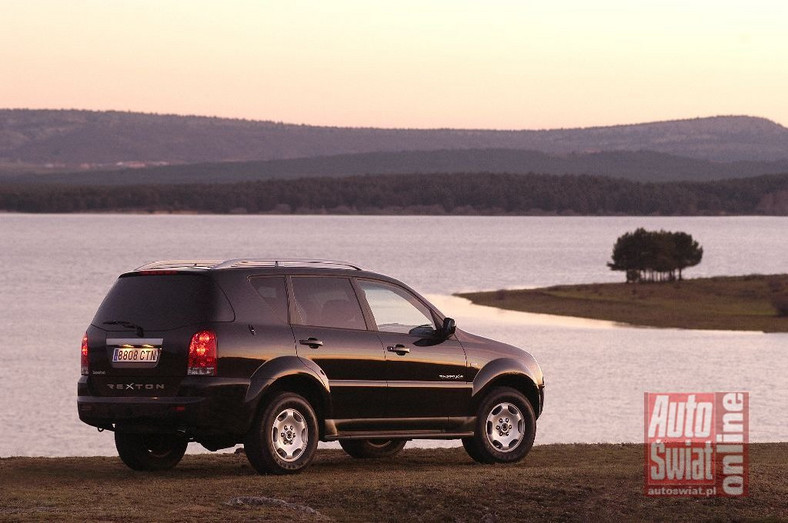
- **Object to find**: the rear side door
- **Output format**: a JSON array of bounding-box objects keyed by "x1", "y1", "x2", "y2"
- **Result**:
[
  {"x1": 289, "y1": 276, "x2": 387, "y2": 422},
  {"x1": 355, "y1": 279, "x2": 470, "y2": 423}
]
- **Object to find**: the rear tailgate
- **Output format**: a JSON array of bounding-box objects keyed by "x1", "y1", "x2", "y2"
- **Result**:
[{"x1": 85, "y1": 272, "x2": 234, "y2": 396}]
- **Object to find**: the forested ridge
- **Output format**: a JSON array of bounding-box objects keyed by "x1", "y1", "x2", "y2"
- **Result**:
[
  {"x1": 8, "y1": 149, "x2": 788, "y2": 186},
  {"x1": 2, "y1": 172, "x2": 786, "y2": 215}
]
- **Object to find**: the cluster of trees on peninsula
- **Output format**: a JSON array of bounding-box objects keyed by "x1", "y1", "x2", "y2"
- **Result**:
[
  {"x1": 0, "y1": 172, "x2": 786, "y2": 215},
  {"x1": 608, "y1": 228, "x2": 703, "y2": 282}
]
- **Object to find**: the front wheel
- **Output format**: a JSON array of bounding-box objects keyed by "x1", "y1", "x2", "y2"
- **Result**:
[
  {"x1": 463, "y1": 387, "x2": 536, "y2": 464},
  {"x1": 339, "y1": 438, "x2": 407, "y2": 459},
  {"x1": 244, "y1": 392, "x2": 318, "y2": 475},
  {"x1": 114, "y1": 432, "x2": 188, "y2": 471}
]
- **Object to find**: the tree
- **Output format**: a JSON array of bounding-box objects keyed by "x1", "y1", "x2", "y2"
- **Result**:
[
  {"x1": 608, "y1": 229, "x2": 703, "y2": 282},
  {"x1": 670, "y1": 231, "x2": 703, "y2": 280},
  {"x1": 608, "y1": 228, "x2": 650, "y2": 282}
]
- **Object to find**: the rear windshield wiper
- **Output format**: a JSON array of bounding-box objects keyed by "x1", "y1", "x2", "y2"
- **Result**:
[{"x1": 103, "y1": 320, "x2": 145, "y2": 337}]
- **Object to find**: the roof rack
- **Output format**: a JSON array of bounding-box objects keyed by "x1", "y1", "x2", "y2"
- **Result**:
[
  {"x1": 134, "y1": 259, "x2": 364, "y2": 272},
  {"x1": 135, "y1": 260, "x2": 224, "y2": 271},
  {"x1": 214, "y1": 259, "x2": 363, "y2": 271}
]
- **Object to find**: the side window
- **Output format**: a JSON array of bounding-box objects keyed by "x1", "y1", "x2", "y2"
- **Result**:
[
  {"x1": 291, "y1": 277, "x2": 366, "y2": 330},
  {"x1": 250, "y1": 277, "x2": 289, "y2": 324},
  {"x1": 358, "y1": 280, "x2": 436, "y2": 335}
]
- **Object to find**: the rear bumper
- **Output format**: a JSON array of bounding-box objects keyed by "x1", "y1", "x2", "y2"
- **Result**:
[{"x1": 77, "y1": 376, "x2": 251, "y2": 436}]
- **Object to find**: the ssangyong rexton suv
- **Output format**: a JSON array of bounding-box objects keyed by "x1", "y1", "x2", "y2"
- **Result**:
[{"x1": 78, "y1": 259, "x2": 544, "y2": 474}]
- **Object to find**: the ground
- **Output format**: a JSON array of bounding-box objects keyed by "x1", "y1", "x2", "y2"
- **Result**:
[{"x1": 1, "y1": 444, "x2": 785, "y2": 521}]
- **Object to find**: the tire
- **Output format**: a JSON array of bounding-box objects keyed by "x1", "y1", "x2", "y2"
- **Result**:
[
  {"x1": 461, "y1": 436, "x2": 487, "y2": 463},
  {"x1": 244, "y1": 392, "x2": 318, "y2": 475},
  {"x1": 463, "y1": 387, "x2": 536, "y2": 464},
  {"x1": 339, "y1": 438, "x2": 407, "y2": 459},
  {"x1": 114, "y1": 432, "x2": 188, "y2": 471}
]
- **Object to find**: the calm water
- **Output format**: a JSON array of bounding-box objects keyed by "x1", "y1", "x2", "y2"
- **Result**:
[{"x1": 0, "y1": 214, "x2": 785, "y2": 457}]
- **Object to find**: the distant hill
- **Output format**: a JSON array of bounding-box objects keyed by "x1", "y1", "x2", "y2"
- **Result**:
[
  {"x1": 2, "y1": 110, "x2": 788, "y2": 170},
  {"x1": 6, "y1": 149, "x2": 788, "y2": 185}
]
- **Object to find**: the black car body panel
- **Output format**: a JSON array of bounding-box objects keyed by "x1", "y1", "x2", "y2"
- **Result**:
[
  {"x1": 455, "y1": 330, "x2": 545, "y2": 416},
  {"x1": 78, "y1": 259, "x2": 544, "y2": 455}
]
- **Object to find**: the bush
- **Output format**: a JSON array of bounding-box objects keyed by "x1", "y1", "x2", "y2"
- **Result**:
[
  {"x1": 772, "y1": 294, "x2": 788, "y2": 317},
  {"x1": 767, "y1": 278, "x2": 784, "y2": 293}
]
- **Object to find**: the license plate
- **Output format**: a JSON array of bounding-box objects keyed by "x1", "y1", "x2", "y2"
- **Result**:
[{"x1": 112, "y1": 347, "x2": 160, "y2": 363}]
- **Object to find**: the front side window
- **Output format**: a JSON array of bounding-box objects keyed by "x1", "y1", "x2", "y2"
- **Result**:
[
  {"x1": 358, "y1": 280, "x2": 436, "y2": 335},
  {"x1": 291, "y1": 277, "x2": 366, "y2": 330}
]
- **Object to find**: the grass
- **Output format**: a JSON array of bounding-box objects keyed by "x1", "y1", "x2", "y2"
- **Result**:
[
  {"x1": 458, "y1": 274, "x2": 788, "y2": 332},
  {"x1": 1, "y1": 444, "x2": 786, "y2": 522}
]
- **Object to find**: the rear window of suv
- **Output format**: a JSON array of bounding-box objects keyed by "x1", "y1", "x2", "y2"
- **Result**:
[{"x1": 92, "y1": 273, "x2": 235, "y2": 331}]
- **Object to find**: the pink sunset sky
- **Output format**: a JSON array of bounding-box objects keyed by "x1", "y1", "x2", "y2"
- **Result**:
[{"x1": 2, "y1": 0, "x2": 786, "y2": 129}]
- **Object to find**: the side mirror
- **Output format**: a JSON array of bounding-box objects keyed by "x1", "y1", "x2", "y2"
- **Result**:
[{"x1": 441, "y1": 317, "x2": 456, "y2": 338}]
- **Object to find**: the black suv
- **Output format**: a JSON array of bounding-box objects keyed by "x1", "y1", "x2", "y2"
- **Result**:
[{"x1": 78, "y1": 259, "x2": 544, "y2": 474}]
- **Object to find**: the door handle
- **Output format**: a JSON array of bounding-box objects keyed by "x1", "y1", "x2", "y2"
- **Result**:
[
  {"x1": 387, "y1": 344, "x2": 410, "y2": 355},
  {"x1": 299, "y1": 338, "x2": 324, "y2": 349}
]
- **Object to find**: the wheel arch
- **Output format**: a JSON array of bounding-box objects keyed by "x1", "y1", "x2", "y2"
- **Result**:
[
  {"x1": 472, "y1": 358, "x2": 542, "y2": 418},
  {"x1": 244, "y1": 356, "x2": 331, "y2": 437}
]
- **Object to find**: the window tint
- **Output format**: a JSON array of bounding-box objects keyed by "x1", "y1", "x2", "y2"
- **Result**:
[
  {"x1": 291, "y1": 277, "x2": 366, "y2": 330},
  {"x1": 250, "y1": 277, "x2": 289, "y2": 324},
  {"x1": 358, "y1": 280, "x2": 435, "y2": 335},
  {"x1": 92, "y1": 274, "x2": 234, "y2": 330}
]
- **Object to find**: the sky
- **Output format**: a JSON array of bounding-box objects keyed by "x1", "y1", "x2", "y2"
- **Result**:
[{"x1": 1, "y1": 0, "x2": 787, "y2": 129}]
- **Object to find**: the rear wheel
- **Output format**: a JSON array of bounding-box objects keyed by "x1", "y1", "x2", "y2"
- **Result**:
[
  {"x1": 339, "y1": 438, "x2": 407, "y2": 459},
  {"x1": 114, "y1": 432, "x2": 188, "y2": 471},
  {"x1": 244, "y1": 392, "x2": 318, "y2": 475},
  {"x1": 463, "y1": 387, "x2": 536, "y2": 464},
  {"x1": 461, "y1": 436, "x2": 486, "y2": 462}
]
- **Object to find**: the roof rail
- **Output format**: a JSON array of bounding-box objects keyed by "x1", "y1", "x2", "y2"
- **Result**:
[
  {"x1": 213, "y1": 258, "x2": 363, "y2": 271},
  {"x1": 135, "y1": 260, "x2": 223, "y2": 271}
]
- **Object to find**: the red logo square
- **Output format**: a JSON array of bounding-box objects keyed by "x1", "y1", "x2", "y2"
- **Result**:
[{"x1": 644, "y1": 392, "x2": 748, "y2": 497}]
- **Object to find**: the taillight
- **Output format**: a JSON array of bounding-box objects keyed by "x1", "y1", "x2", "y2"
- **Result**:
[
  {"x1": 81, "y1": 332, "x2": 89, "y2": 375},
  {"x1": 188, "y1": 330, "x2": 217, "y2": 376}
]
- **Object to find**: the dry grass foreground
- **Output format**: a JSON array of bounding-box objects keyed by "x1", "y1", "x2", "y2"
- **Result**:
[
  {"x1": 1, "y1": 444, "x2": 786, "y2": 522},
  {"x1": 458, "y1": 274, "x2": 788, "y2": 332}
]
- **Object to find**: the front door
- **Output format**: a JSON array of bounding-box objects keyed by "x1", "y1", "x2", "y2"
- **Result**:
[{"x1": 355, "y1": 279, "x2": 469, "y2": 423}]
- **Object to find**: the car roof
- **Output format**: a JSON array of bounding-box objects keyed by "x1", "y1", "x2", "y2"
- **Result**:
[{"x1": 128, "y1": 258, "x2": 396, "y2": 282}]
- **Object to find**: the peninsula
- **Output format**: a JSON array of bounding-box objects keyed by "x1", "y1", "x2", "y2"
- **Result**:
[{"x1": 458, "y1": 274, "x2": 788, "y2": 332}]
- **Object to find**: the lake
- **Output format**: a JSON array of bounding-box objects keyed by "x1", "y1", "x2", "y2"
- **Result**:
[{"x1": 0, "y1": 214, "x2": 785, "y2": 456}]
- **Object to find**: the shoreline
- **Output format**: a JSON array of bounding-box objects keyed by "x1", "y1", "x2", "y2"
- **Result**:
[
  {"x1": 457, "y1": 274, "x2": 788, "y2": 333},
  {"x1": 3, "y1": 211, "x2": 787, "y2": 218},
  {"x1": 0, "y1": 209, "x2": 785, "y2": 216}
]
